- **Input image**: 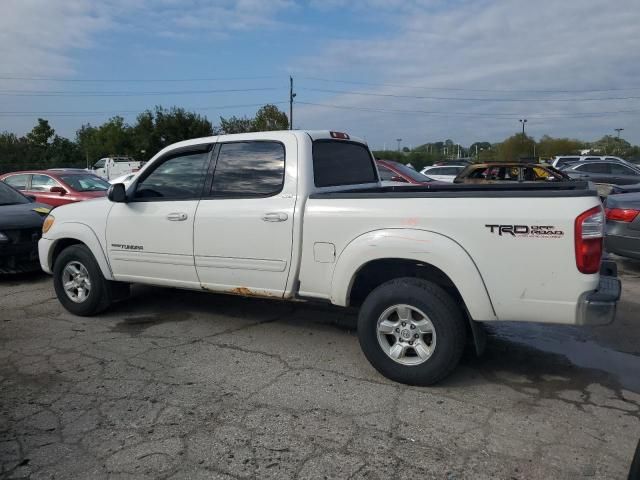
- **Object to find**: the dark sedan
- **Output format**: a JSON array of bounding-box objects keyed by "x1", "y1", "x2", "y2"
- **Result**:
[
  {"x1": 604, "y1": 192, "x2": 640, "y2": 260},
  {"x1": 0, "y1": 182, "x2": 51, "y2": 273}
]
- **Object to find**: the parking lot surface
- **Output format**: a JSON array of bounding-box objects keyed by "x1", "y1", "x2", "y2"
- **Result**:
[{"x1": 1, "y1": 262, "x2": 640, "y2": 479}]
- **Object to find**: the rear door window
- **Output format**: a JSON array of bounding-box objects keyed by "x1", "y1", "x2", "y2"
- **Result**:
[
  {"x1": 576, "y1": 163, "x2": 609, "y2": 174},
  {"x1": 377, "y1": 165, "x2": 395, "y2": 181},
  {"x1": 313, "y1": 141, "x2": 377, "y2": 187},
  {"x1": 4, "y1": 174, "x2": 29, "y2": 190},
  {"x1": 210, "y1": 141, "x2": 285, "y2": 197}
]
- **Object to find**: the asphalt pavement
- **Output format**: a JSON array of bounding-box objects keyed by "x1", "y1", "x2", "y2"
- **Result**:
[{"x1": 1, "y1": 262, "x2": 639, "y2": 479}]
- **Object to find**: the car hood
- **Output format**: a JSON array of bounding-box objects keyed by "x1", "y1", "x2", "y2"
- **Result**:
[{"x1": 0, "y1": 202, "x2": 51, "y2": 229}]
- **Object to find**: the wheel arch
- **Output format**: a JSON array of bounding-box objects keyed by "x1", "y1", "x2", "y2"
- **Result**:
[
  {"x1": 46, "y1": 222, "x2": 113, "y2": 280},
  {"x1": 330, "y1": 229, "x2": 496, "y2": 322}
]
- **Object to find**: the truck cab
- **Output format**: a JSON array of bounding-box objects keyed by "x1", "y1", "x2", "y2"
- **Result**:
[{"x1": 92, "y1": 156, "x2": 142, "y2": 181}]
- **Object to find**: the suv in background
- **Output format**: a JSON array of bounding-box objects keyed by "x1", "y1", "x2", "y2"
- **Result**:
[
  {"x1": 420, "y1": 164, "x2": 466, "y2": 182},
  {"x1": 563, "y1": 158, "x2": 640, "y2": 186},
  {"x1": 551, "y1": 155, "x2": 625, "y2": 170}
]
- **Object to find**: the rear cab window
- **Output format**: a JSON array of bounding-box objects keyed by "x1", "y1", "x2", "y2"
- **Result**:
[{"x1": 313, "y1": 140, "x2": 378, "y2": 187}]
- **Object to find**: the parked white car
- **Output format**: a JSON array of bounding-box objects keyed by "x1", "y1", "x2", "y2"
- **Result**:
[
  {"x1": 92, "y1": 157, "x2": 142, "y2": 180},
  {"x1": 39, "y1": 130, "x2": 620, "y2": 386},
  {"x1": 420, "y1": 165, "x2": 466, "y2": 182}
]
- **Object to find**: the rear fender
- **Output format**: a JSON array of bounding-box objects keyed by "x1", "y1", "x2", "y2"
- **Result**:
[{"x1": 330, "y1": 228, "x2": 497, "y2": 321}]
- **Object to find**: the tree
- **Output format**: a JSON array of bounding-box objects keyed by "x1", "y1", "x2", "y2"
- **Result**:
[
  {"x1": 25, "y1": 118, "x2": 55, "y2": 147},
  {"x1": 536, "y1": 135, "x2": 583, "y2": 158},
  {"x1": 495, "y1": 134, "x2": 536, "y2": 162},
  {"x1": 219, "y1": 104, "x2": 289, "y2": 134},
  {"x1": 253, "y1": 104, "x2": 288, "y2": 131}
]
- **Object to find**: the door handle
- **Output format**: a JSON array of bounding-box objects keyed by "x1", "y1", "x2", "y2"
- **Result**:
[
  {"x1": 262, "y1": 212, "x2": 288, "y2": 222},
  {"x1": 167, "y1": 212, "x2": 188, "y2": 221}
]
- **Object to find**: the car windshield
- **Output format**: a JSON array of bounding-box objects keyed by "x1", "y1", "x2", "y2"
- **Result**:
[
  {"x1": 0, "y1": 180, "x2": 29, "y2": 205},
  {"x1": 60, "y1": 174, "x2": 110, "y2": 192},
  {"x1": 386, "y1": 161, "x2": 433, "y2": 182}
]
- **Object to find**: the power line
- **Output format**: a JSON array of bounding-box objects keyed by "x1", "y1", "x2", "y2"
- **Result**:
[
  {"x1": 0, "y1": 101, "x2": 287, "y2": 117},
  {"x1": 296, "y1": 101, "x2": 640, "y2": 119},
  {"x1": 299, "y1": 76, "x2": 640, "y2": 94},
  {"x1": 0, "y1": 74, "x2": 279, "y2": 83},
  {"x1": 0, "y1": 87, "x2": 282, "y2": 97},
  {"x1": 300, "y1": 87, "x2": 640, "y2": 103}
]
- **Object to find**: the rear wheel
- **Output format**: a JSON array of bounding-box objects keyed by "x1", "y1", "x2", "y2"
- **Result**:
[
  {"x1": 357, "y1": 277, "x2": 466, "y2": 385},
  {"x1": 53, "y1": 244, "x2": 121, "y2": 316}
]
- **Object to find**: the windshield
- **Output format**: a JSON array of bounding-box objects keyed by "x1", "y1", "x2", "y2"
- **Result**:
[
  {"x1": 60, "y1": 174, "x2": 110, "y2": 192},
  {"x1": 0, "y1": 181, "x2": 29, "y2": 205},
  {"x1": 386, "y1": 161, "x2": 433, "y2": 182}
]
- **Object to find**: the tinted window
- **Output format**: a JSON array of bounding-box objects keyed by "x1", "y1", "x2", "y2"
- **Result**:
[
  {"x1": 610, "y1": 163, "x2": 637, "y2": 175},
  {"x1": 0, "y1": 181, "x2": 29, "y2": 205},
  {"x1": 432, "y1": 167, "x2": 462, "y2": 175},
  {"x1": 31, "y1": 174, "x2": 59, "y2": 191},
  {"x1": 210, "y1": 141, "x2": 285, "y2": 197},
  {"x1": 4, "y1": 174, "x2": 29, "y2": 190},
  {"x1": 576, "y1": 163, "x2": 609, "y2": 174},
  {"x1": 377, "y1": 164, "x2": 396, "y2": 181},
  {"x1": 313, "y1": 141, "x2": 377, "y2": 187},
  {"x1": 135, "y1": 151, "x2": 209, "y2": 199},
  {"x1": 60, "y1": 174, "x2": 110, "y2": 191}
]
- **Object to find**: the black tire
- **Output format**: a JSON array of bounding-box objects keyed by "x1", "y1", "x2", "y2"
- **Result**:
[
  {"x1": 357, "y1": 277, "x2": 466, "y2": 386},
  {"x1": 53, "y1": 244, "x2": 115, "y2": 316}
]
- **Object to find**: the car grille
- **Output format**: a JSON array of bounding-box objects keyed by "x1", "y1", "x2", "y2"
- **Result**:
[{"x1": 3, "y1": 227, "x2": 41, "y2": 245}]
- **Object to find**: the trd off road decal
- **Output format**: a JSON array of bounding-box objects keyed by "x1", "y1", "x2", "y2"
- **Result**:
[{"x1": 485, "y1": 224, "x2": 564, "y2": 238}]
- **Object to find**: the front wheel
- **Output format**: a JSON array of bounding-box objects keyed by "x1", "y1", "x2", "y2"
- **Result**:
[
  {"x1": 53, "y1": 244, "x2": 118, "y2": 316},
  {"x1": 357, "y1": 277, "x2": 466, "y2": 386}
]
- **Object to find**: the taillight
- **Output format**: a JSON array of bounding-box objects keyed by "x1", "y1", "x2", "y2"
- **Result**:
[
  {"x1": 605, "y1": 207, "x2": 640, "y2": 223},
  {"x1": 575, "y1": 206, "x2": 604, "y2": 274}
]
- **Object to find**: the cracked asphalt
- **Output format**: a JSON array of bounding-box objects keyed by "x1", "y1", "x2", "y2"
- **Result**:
[{"x1": 1, "y1": 260, "x2": 640, "y2": 479}]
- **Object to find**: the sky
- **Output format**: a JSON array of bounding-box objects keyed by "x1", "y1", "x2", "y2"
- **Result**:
[{"x1": 1, "y1": 0, "x2": 639, "y2": 150}]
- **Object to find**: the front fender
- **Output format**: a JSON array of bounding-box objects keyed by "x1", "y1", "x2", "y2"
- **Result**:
[
  {"x1": 41, "y1": 222, "x2": 113, "y2": 280},
  {"x1": 330, "y1": 229, "x2": 496, "y2": 321}
]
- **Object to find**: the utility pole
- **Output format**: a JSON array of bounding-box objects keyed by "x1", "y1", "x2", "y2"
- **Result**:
[
  {"x1": 396, "y1": 138, "x2": 402, "y2": 151},
  {"x1": 289, "y1": 76, "x2": 296, "y2": 130},
  {"x1": 615, "y1": 128, "x2": 624, "y2": 139}
]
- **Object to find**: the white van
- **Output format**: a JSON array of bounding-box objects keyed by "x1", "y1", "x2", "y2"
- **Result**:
[{"x1": 92, "y1": 157, "x2": 142, "y2": 180}]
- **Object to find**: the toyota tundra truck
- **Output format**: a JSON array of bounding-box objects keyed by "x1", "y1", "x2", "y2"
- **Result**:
[{"x1": 38, "y1": 130, "x2": 620, "y2": 385}]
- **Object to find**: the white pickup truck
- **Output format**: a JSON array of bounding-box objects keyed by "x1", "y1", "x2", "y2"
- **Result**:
[{"x1": 38, "y1": 130, "x2": 620, "y2": 385}]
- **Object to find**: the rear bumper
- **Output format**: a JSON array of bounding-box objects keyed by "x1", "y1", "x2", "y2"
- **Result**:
[{"x1": 575, "y1": 261, "x2": 621, "y2": 326}]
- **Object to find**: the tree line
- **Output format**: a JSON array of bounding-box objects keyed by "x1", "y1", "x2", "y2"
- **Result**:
[
  {"x1": 0, "y1": 104, "x2": 289, "y2": 173},
  {"x1": 1, "y1": 103, "x2": 638, "y2": 174}
]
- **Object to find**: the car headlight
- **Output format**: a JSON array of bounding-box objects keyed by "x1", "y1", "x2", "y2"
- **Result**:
[
  {"x1": 42, "y1": 215, "x2": 55, "y2": 234},
  {"x1": 0, "y1": 231, "x2": 8, "y2": 244}
]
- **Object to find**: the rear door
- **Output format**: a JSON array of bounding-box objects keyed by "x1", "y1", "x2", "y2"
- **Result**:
[
  {"x1": 194, "y1": 136, "x2": 296, "y2": 296},
  {"x1": 107, "y1": 145, "x2": 212, "y2": 288}
]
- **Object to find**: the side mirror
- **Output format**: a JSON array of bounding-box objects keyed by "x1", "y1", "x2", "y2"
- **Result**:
[
  {"x1": 107, "y1": 183, "x2": 127, "y2": 203},
  {"x1": 50, "y1": 186, "x2": 67, "y2": 195}
]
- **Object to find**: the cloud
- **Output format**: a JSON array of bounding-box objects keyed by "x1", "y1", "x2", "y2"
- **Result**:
[{"x1": 293, "y1": 0, "x2": 640, "y2": 145}]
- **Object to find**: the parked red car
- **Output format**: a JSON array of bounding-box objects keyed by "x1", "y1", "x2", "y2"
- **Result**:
[
  {"x1": 376, "y1": 159, "x2": 435, "y2": 185},
  {"x1": 0, "y1": 169, "x2": 110, "y2": 207}
]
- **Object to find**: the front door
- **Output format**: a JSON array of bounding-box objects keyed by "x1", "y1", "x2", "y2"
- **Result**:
[
  {"x1": 194, "y1": 137, "x2": 297, "y2": 296},
  {"x1": 107, "y1": 147, "x2": 211, "y2": 288}
]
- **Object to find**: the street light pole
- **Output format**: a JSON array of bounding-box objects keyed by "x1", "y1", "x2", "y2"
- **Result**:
[
  {"x1": 396, "y1": 138, "x2": 402, "y2": 151},
  {"x1": 615, "y1": 128, "x2": 624, "y2": 139},
  {"x1": 519, "y1": 118, "x2": 527, "y2": 136}
]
